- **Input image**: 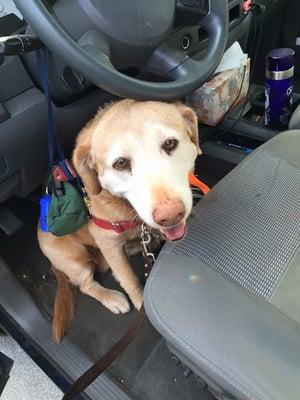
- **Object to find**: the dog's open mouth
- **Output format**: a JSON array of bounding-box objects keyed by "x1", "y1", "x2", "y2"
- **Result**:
[{"x1": 160, "y1": 222, "x2": 186, "y2": 242}]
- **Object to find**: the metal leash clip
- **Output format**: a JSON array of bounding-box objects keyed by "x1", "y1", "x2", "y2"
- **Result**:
[
  {"x1": 81, "y1": 186, "x2": 91, "y2": 214},
  {"x1": 141, "y1": 223, "x2": 156, "y2": 277}
]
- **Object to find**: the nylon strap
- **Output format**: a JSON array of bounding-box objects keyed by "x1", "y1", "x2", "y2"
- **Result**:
[{"x1": 36, "y1": 47, "x2": 77, "y2": 187}]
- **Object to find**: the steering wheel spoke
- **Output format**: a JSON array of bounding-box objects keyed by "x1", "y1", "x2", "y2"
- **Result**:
[
  {"x1": 145, "y1": 42, "x2": 206, "y2": 84},
  {"x1": 78, "y1": 31, "x2": 111, "y2": 66},
  {"x1": 145, "y1": 43, "x2": 189, "y2": 80},
  {"x1": 176, "y1": 0, "x2": 209, "y2": 17}
]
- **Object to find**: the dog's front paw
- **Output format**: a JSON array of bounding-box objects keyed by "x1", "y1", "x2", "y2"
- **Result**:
[
  {"x1": 131, "y1": 287, "x2": 144, "y2": 310},
  {"x1": 102, "y1": 289, "x2": 131, "y2": 314}
]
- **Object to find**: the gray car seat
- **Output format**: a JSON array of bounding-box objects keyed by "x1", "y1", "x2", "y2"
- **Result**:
[
  {"x1": 289, "y1": 105, "x2": 300, "y2": 130},
  {"x1": 144, "y1": 130, "x2": 300, "y2": 400}
]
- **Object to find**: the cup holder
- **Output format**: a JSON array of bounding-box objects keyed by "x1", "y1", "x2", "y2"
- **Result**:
[{"x1": 254, "y1": 91, "x2": 265, "y2": 106}]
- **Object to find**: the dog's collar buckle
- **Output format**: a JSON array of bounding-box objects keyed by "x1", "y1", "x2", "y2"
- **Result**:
[{"x1": 112, "y1": 222, "x2": 124, "y2": 232}]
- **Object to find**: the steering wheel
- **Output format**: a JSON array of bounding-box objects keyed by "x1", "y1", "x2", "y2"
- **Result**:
[{"x1": 15, "y1": 0, "x2": 228, "y2": 100}]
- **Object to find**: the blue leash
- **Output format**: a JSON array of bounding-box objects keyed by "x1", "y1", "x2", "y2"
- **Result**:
[
  {"x1": 36, "y1": 48, "x2": 65, "y2": 168},
  {"x1": 36, "y1": 48, "x2": 74, "y2": 182},
  {"x1": 37, "y1": 47, "x2": 87, "y2": 210}
]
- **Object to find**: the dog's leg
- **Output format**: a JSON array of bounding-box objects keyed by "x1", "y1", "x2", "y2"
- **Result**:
[
  {"x1": 79, "y1": 272, "x2": 130, "y2": 314},
  {"x1": 99, "y1": 244, "x2": 144, "y2": 310},
  {"x1": 62, "y1": 257, "x2": 130, "y2": 314},
  {"x1": 40, "y1": 235, "x2": 130, "y2": 315},
  {"x1": 56, "y1": 258, "x2": 130, "y2": 314},
  {"x1": 88, "y1": 247, "x2": 111, "y2": 273},
  {"x1": 96, "y1": 252, "x2": 111, "y2": 273}
]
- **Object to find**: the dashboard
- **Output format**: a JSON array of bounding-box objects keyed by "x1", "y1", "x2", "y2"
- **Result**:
[{"x1": 0, "y1": 0, "x2": 22, "y2": 19}]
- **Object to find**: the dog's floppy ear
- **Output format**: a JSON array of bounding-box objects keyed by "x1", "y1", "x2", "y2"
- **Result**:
[
  {"x1": 72, "y1": 119, "x2": 101, "y2": 196},
  {"x1": 176, "y1": 103, "x2": 202, "y2": 155}
]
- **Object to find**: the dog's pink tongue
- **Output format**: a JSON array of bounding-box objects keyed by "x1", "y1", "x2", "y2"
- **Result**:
[{"x1": 162, "y1": 223, "x2": 185, "y2": 241}]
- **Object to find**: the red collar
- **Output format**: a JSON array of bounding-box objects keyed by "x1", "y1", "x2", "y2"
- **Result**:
[{"x1": 91, "y1": 215, "x2": 142, "y2": 234}]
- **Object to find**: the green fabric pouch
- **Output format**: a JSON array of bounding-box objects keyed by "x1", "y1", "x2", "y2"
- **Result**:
[{"x1": 48, "y1": 182, "x2": 88, "y2": 236}]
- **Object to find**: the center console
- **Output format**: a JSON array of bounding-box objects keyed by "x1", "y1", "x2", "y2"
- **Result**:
[{"x1": 201, "y1": 84, "x2": 300, "y2": 165}]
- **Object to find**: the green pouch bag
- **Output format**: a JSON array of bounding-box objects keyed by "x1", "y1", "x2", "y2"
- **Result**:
[{"x1": 48, "y1": 182, "x2": 88, "y2": 236}]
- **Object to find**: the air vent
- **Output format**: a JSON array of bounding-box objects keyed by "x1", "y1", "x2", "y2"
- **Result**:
[
  {"x1": 229, "y1": 4, "x2": 240, "y2": 23},
  {"x1": 198, "y1": 27, "x2": 208, "y2": 42}
]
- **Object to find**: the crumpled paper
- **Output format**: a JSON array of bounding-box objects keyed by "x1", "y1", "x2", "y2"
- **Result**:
[{"x1": 215, "y1": 41, "x2": 248, "y2": 74}]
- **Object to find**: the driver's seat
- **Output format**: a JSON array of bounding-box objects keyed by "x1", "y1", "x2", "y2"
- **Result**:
[{"x1": 144, "y1": 130, "x2": 300, "y2": 400}]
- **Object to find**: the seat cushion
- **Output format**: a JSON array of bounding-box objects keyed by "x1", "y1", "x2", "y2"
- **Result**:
[{"x1": 144, "y1": 130, "x2": 300, "y2": 400}]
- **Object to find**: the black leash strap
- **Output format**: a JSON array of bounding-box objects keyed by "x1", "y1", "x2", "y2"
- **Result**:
[
  {"x1": 62, "y1": 306, "x2": 146, "y2": 400},
  {"x1": 63, "y1": 224, "x2": 155, "y2": 400}
]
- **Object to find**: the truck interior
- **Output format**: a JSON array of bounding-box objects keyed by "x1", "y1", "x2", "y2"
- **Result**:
[{"x1": 0, "y1": 1, "x2": 299, "y2": 399}]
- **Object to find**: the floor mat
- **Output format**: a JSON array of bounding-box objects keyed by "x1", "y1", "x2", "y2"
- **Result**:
[{"x1": 132, "y1": 340, "x2": 213, "y2": 400}]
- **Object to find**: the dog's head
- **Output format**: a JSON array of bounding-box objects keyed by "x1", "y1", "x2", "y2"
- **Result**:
[{"x1": 73, "y1": 100, "x2": 200, "y2": 241}]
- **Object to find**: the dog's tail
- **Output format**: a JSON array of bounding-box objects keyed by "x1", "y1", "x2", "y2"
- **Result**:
[{"x1": 52, "y1": 266, "x2": 77, "y2": 343}]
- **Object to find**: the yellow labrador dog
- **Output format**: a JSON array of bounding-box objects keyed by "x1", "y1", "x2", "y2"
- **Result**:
[{"x1": 38, "y1": 100, "x2": 200, "y2": 342}]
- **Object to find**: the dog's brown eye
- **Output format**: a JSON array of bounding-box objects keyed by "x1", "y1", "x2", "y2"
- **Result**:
[
  {"x1": 162, "y1": 138, "x2": 179, "y2": 155},
  {"x1": 113, "y1": 157, "x2": 131, "y2": 171}
]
